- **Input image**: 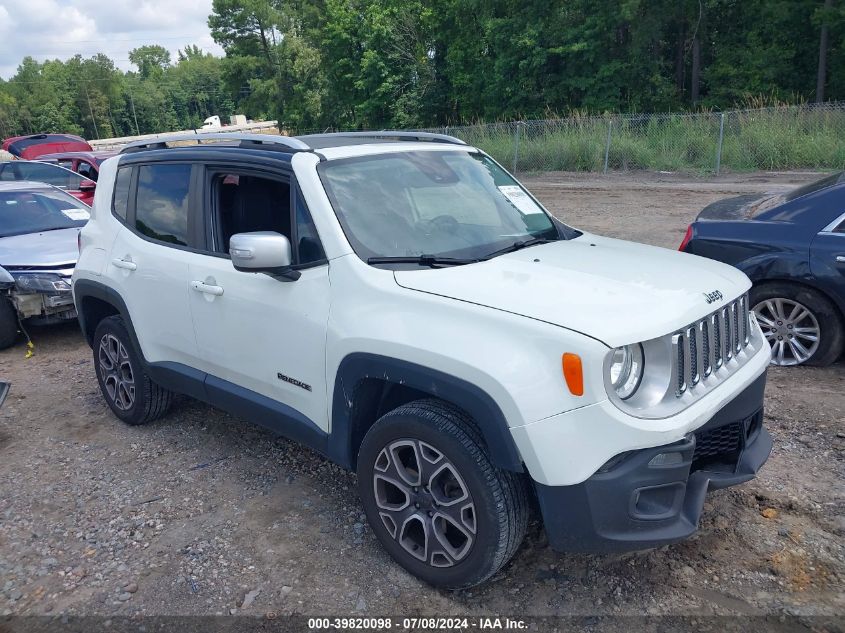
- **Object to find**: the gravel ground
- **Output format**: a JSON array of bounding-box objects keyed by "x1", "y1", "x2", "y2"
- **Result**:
[{"x1": 0, "y1": 171, "x2": 843, "y2": 621}]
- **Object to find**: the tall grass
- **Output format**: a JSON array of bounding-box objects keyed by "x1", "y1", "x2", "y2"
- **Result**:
[{"x1": 430, "y1": 104, "x2": 845, "y2": 174}]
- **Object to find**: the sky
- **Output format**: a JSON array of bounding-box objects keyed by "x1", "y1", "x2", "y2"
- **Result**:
[{"x1": 0, "y1": 0, "x2": 225, "y2": 79}]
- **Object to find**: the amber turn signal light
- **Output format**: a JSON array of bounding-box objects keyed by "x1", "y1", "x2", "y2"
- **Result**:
[{"x1": 562, "y1": 353, "x2": 584, "y2": 396}]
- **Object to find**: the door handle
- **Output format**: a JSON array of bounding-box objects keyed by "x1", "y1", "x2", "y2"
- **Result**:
[
  {"x1": 190, "y1": 281, "x2": 224, "y2": 296},
  {"x1": 836, "y1": 255, "x2": 845, "y2": 263},
  {"x1": 112, "y1": 258, "x2": 137, "y2": 271}
]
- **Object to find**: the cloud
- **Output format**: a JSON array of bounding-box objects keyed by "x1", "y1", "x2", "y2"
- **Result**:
[{"x1": 0, "y1": 0, "x2": 224, "y2": 79}]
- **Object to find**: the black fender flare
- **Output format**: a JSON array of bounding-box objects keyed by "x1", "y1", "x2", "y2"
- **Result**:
[
  {"x1": 328, "y1": 353, "x2": 524, "y2": 473},
  {"x1": 73, "y1": 279, "x2": 143, "y2": 354}
]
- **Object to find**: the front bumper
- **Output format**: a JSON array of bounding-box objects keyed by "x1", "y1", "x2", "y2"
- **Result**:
[
  {"x1": 10, "y1": 289, "x2": 76, "y2": 322},
  {"x1": 535, "y1": 372, "x2": 771, "y2": 552}
]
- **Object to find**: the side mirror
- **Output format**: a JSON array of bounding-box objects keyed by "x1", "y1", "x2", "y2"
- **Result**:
[
  {"x1": 229, "y1": 231, "x2": 300, "y2": 281},
  {"x1": 78, "y1": 179, "x2": 97, "y2": 192}
]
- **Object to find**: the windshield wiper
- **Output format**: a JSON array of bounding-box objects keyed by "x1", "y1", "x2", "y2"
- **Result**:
[
  {"x1": 483, "y1": 237, "x2": 555, "y2": 259},
  {"x1": 367, "y1": 255, "x2": 480, "y2": 268}
]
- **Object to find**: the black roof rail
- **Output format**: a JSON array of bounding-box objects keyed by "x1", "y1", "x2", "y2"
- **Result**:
[
  {"x1": 295, "y1": 131, "x2": 467, "y2": 149},
  {"x1": 119, "y1": 133, "x2": 310, "y2": 154}
]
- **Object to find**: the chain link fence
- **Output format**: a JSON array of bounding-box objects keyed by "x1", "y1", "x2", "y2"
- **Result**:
[{"x1": 419, "y1": 102, "x2": 845, "y2": 175}]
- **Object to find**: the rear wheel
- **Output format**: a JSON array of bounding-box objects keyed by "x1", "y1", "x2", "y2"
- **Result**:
[
  {"x1": 0, "y1": 298, "x2": 19, "y2": 350},
  {"x1": 357, "y1": 399, "x2": 529, "y2": 589},
  {"x1": 93, "y1": 316, "x2": 172, "y2": 424},
  {"x1": 752, "y1": 283, "x2": 843, "y2": 367}
]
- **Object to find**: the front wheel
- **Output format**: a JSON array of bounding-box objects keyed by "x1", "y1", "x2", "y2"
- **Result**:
[
  {"x1": 357, "y1": 399, "x2": 529, "y2": 589},
  {"x1": 752, "y1": 283, "x2": 843, "y2": 367}
]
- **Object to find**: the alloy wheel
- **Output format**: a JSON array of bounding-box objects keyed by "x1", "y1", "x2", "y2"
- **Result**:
[
  {"x1": 98, "y1": 334, "x2": 136, "y2": 410},
  {"x1": 753, "y1": 298, "x2": 820, "y2": 366},
  {"x1": 372, "y1": 439, "x2": 477, "y2": 568}
]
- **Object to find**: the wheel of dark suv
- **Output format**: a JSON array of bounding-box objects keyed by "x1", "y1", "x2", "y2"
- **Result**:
[
  {"x1": 752, "y1": 282, "x2": 843, "y2": 367},
  {"x1": 93, "y1": 316, "x2": 172, "y2": 425},
  {"x1": 357, "y1": 399, "x2": 529, "y2": 589},
  {"x1": 0, "y1": 298, "x2": 19, "y2": 350}
]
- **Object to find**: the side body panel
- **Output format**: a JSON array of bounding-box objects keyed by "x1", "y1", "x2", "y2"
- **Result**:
[
  {"x1": 810, "y1": 231, "x2": 845, "y2": 315},
  {"x1": 187, "y1": 258, "x2": 332, "y2": 430},
  {"x1": 105, "y1": 227, "x2": 200, "y2": 364},
  {"x1": 75, "y1": 157, "x2": 121, "y2": 278}
]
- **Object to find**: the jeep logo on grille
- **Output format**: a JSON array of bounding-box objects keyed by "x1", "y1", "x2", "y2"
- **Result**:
[{"x1": 703, "y1": 290, "x2": 723, "y2": 304}]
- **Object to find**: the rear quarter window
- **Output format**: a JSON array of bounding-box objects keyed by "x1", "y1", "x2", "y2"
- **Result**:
[
  {"x1": 134, "y1": 164, "x2": 191, "y2": 246},
  {"x1": 112, "y1": 166, "x2": 131, "y2": 220}
]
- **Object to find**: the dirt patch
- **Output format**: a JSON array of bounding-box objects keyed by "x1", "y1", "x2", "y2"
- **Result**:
[{"x1": 0, "y1": 171, "x2": 842, "y2": 619}]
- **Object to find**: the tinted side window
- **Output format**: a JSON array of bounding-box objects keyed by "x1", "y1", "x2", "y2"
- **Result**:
[
  {"x1": 112, "y1": 166, "x2": 131, "y2": 220},
  {"x1": 295, "y1": 188, "x2": 325, "y2": 264},
  {"x1": 135, "y1": 164, "x2": 191, "y2": 246},
  {"x1": 210, "y1": 172, "x2": 291, "y2": 253}
]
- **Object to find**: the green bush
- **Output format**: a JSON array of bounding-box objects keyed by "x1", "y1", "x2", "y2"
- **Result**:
[{"x1": 443, "y1": 106, "x2": 845, "y2": 174}]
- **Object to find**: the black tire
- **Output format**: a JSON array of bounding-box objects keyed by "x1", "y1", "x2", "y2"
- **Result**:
[
  {"x1": 751, "y1": 282, "x2": 844, "y2": 367},
  {"x1": 357, "y1": 399, "x2": 529, "y2": 589},
  {"x1": 0, "y1": 297, "x2": 18, "y2": 350},
  {"x1": 93, "y1": 316, "x2": 172, "y2": 425}
]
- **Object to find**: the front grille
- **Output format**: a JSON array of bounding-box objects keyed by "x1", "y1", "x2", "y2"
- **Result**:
[
  {"x1": 694, "y1": 422, "x2": 742, "y2": 461},
  {"x1": 692, "y1": 409, "x2": 763, "y2": 470},
  {"x1": 674, "y1": 294, "x2": 752, "y2": 397}
]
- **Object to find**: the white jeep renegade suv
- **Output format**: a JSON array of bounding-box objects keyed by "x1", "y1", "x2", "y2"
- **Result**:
[{"x1": 73, "y1": 132, "x2": 773, "y2": 588}]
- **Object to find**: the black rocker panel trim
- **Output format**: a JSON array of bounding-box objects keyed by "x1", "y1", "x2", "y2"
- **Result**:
[
  {"x1": 146, "y1": 362, "x2": 330, "y2": 456},
  {"x1": 203, "y1": 373, "x2": 328, "y2": 452}
]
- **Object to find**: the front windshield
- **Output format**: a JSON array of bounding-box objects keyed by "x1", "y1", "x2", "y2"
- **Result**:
[
  {"x1": 0, "y1": 189, "x2": 89, "y2": 238},
  {"x1": 319, "y1": 150, "x2": 560, "y2": 261}
]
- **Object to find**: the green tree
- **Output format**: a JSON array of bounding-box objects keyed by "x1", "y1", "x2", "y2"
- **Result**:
[{"x1": 128, "y1": 45, "x2": 172, "y2": 79}]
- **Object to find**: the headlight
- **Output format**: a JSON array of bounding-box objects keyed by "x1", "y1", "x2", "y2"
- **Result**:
[
  {"x1": 11, "y1": 273, "x2": 72, "y2": 293},
  {"x1": 608, "y1": 344, "x2": 644, "y2": 400}
]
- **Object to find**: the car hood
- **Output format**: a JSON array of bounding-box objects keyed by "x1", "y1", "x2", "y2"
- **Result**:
[
  {"x1": 394, "y1": 234, "x2": 751, "y2": 348},
  {"x1": 0, "y1": 227, "x2": 80, "y2": 270}
]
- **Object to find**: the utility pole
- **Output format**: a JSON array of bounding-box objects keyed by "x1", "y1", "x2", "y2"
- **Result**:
[
  {"x1": 128, "y1": 87, "x2": 141, "y2": 135},
  {"x1": 84, "y1": 84, "x2": 100, "y2": 140},
  {"x1": 816, "y1": 0, "x2": 834, "y2": 102},
  {"x1": 715, "y1": 113, "x2": 725, "y2": 175}
]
